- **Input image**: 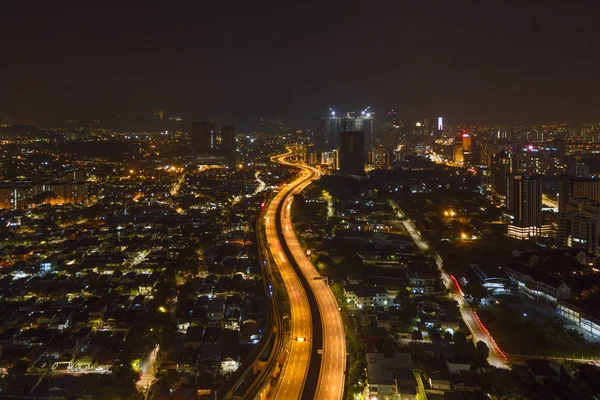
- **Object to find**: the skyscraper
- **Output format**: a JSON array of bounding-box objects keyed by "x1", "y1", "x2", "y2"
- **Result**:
[
  {"x1": 461, "y1": 131, "x2": 472, "y2": 152},
  {"x1": 345, "y1": 110, "x2": 375, "y2": 151},
  {"x1": 480, "y1": 139, "x2": 494, "y2": 167},
  {"x1": 453, "y1": 134, "x2": 464, "y2": 164},
  {"x1": 553, "y1": 138, "x2": 567, "y2": 166},
  {"x1": 491, "y1": 151, "x2": 514, "y2": 200},
  {"x1": 387, "y1": 107, "x2": 398, "y2": 127},
  {"x1": 559, "y1": 177, "x2": 600, "y2": 213},
  {"x1": 191, "y1": 121, "x2": 216, "y2": 152},
  {"x1": 339, "y1": 131, "x2": 365, "y2": 176},
  {"x1": 316, "y1": 108, "x2": 374, "y2": 152},
  {"x1": 221, "y1": 124, "x2": 236, "y2": 152},
  {"x1": 221, "y1": 124, "x2": 238, "y2": 167},
  {"x1": 316, "y1": 111, "x2": 342, "y2": 150},
  {"x1": 369, "y1": 144, "x2": 390, "y2": 170},
  {"x1": 506, "y1": 174, "x2": 542, "y2": 240},
  {"x1": 558, "y1": 202, "x2": 600, "y2": 255}
]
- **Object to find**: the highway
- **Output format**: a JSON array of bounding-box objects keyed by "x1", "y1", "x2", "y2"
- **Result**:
[
  {"x1": 264, "y1": 152, "x2": 345, "y2": 400},
  {"x1": 264, "y1": 156, "x2": 313, "y2": 399},
  {"x1": 388, "y1": 200, "x2": 508, "y2": 368}
]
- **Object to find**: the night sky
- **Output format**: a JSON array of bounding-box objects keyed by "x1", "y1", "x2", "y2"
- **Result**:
[{"x1": 2, "y1": 1, "x2": 600, "y2": 129}]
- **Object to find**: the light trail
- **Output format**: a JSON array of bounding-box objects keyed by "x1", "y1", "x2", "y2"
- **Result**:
[{"x1": 389, "y1": 199, "x2": 508, "y2": 368}]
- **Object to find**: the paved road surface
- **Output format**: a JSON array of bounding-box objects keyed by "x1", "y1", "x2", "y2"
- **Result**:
[
  {"x1": 266, "y1": 153, "x2": 345, "y2": 400},
  {"x1": 264, "y1": 156, "x2": 313, "y2": 399}
]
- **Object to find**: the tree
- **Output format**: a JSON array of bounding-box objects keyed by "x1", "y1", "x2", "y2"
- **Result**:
[
  {"x1": 443, "y1": 330, "x2": 453, "y2": 345},
  {"x1": 6, "y1": 360, "x2": 29, "y2": 394},
  {"x1": 412, "y1": 330, "x2": 423, "y2": 341},
  {"x1": 453, "y1": 331, "x2": 468, "y2": 350},
  {"x1": 465, "y1": 281, "x2": 488, "y2": 305},
  {"x1": 111, "y1": 361, "x2": 139, "y2": 398},
  {"x1": 394, "y1": 287, "x2": 411, "y2": 307},
  {"x1": 330, "y1": 282, "x2": 346, "y2": 309},
  {"x1": 476, "y1": 340, "x2": 489, "y2": 360}
]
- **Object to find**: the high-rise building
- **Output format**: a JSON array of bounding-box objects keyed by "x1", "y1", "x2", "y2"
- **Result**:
[
  {"x1": 558, "y1": 177, "x2": 600, "y2": 213},
  {"x1": 369, "y1": 144, "x2": 390, "y2": 170},
  {"x1": 453, "y1": 134, "x2": 464, "y2": 164},
  {"x1": 491, "y1": 151, "x2": 514, "y2": 200},
  {"x1": 221, "y1": 124, "x2": 236, "y2": 152},
  {"x1": 339, "y1": 131, "x2": 365, "y2": 176},
  {"x1": 480, "y1": 139, "x2": 494, "y2": 167},
  {"x1": 553, "y1": 138, "x2": 567, "y2": 166},
  {"x1": 0, "y1": 182, "x2": 88, "y2": 210},
  {"x1": 558, "y1": 202, "x2": 600, "y2": 255},
  {"x1": 387, "y1": 107, "x2": 399, "y2": 127},
  {"x1": 316, "y1": 108, "x2": 374, "y2": 153},
  {"x1": 221, "y1": 124, "x2": 238, "y2": 167},
  {"x1": 347, "y1": 110, "x2": 375, "y2": 152},
  {"x1": 191, "y1": 121, "x2": 216, "y2": 152},
  {"x1": 316, "y1": 112, "x2": 342, "y2": 150},
  {"x1": 461, "y1": 130, "x2": 472, "y2": 152},
  {"x1": 506, "y1": 174, "x2": 543, "y2": 240}
]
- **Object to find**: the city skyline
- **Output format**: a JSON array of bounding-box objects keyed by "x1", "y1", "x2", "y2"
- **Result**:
[{"x1": 3, "y1": 2, "x2": 600, "y2": 399}]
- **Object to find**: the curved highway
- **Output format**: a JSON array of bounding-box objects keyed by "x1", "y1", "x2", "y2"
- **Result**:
[
  {"x1": 264, "y1": 153, "x2": 313, "y2": 399},
  {"x1": 266, "y1": 152, "x2": 346, "y2": 400}
]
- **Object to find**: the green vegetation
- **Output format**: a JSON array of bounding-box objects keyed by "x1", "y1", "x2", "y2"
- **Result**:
[
  {"x1": 344, "y1": 314, "x2": 366, "y2": 400},
  {"x1": 480, "y1": 364, "x2": 596, "y2": 400},
  {"x1": 479, "y1": 304, "x2": 600, "y2": 358}
]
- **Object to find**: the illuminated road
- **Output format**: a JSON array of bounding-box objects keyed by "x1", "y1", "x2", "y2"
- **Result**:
[
  {"x1": 389, "y1": 200, "x2": 508, "y2": 368},
  {"x1": 266, "y1": 152, "x2": 345, "y2": 400},
  {"x1": 264, "y1": 155, "x2": 312, "y2": 399}
]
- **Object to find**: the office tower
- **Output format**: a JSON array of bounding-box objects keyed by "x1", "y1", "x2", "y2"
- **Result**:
[
  {"x1": 316, "y1": 112, "x2": 342, "y2": 150},
  {"x1": 348, "y1": 110, "x2": 375, "y2": 151},
  {"x1": 221, "y1": 124, "x2": 236, "y2": 152},
  {"x1": 506, "y1": 175, "x2": 542, "y2": 222},
  {"x1": 317, "y1": 108, "x2": 374, "y2": 152},
  {"x1": 437, "y1": 117, "x2": 443, "y2": 132},
  {"x1": 221, "y1": 124, "x2": 238, "y2": 167},
  {"x1": 453, "y1": 134, "x2": 464, "y2": 164},
  {"x1": 480, "y1": 139, "x2": 494, "y2": 167},
  {"x1": 491, "y1": 151, "x2": 514, "y2": 200},
  {"x1": 387, "y1": 107, "x2": 398, "y2": 127},
  {"x1": 514, "y1": 146, "x2": 543, "y2": 175},
  {"x1": 339, "y1": 131, "x2": 365, "y2": 176},
  {"x1": 191, "y1": 121, "x2": 216, "y2": 152},
  {"x1": 559, "y1": 177, "x2": 600, "y2": 213},
  {"x1": 506, "y1": 175, "x2": 542, "y2": 240},
  {"x1": 461, "y1": 130, "x2": 472, "y2": 152},
  {"x1": 553, "y1": 138, "x2": 567, "y2": 166},
  {"x1": 153, "y1": 109, "x2": 164, "y2": 120},
  {"x1": 558, "y1": 202, "x2": 600, "y2": 255},
  {"x1": 369, "y1": 144, "x2": 390, "y2": 170}
]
